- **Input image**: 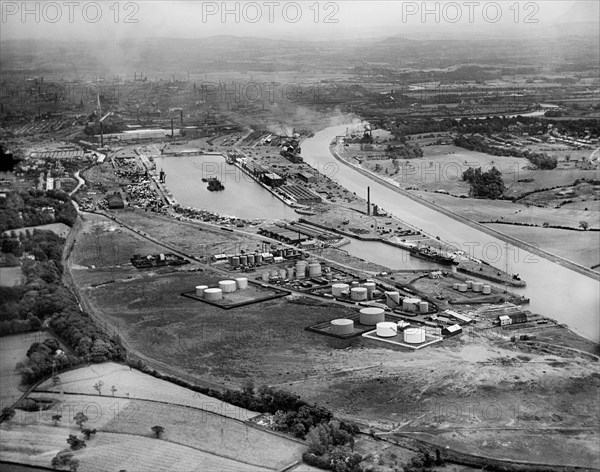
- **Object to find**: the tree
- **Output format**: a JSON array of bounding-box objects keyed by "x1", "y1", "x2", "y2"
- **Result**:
[
  {"x1": 69, "y1": 457, "x2": 80, "y2": 472},
  {"x1": 73, "y1": 412, "x2": 88, "y2": 430},
  {"x1": 66, "y1": 434, "x2": 86, "y2": 450},
  {"x1": 51, "y1": 449, "x2": 74, "y2": 468},
  {"x1": 1, "y1": 407, "x2": 16, "y2": 422},
  {"x1": 52, "y1": 414, "x2": 62, "y2": 426},
  {"x1": 82, "y1": 428, "x2": 97, "y2": 440},
  {"x1": 110, "y1": 385, "x2": 117, "y2": 396},
  {"x1": 93, "y1": 380, "x2": 104, "y2": 395},
  {"x1": 579, "y1": 220, "x2": 589, "y2": 231},
  {"x1": 151, "y1": 425, "x2": 165, "y2": 438}
]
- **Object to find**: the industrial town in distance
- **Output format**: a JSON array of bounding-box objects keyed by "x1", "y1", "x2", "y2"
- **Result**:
[{"x1": 0, "y1": 2, "x2": 599, "y2": 472}]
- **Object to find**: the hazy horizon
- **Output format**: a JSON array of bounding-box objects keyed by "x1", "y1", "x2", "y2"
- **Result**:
[{"x1": 1, "y1": 0, "x2": 598, "y2": 43}]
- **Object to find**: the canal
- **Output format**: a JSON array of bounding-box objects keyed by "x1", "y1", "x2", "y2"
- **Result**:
[{"x1": 301, "y1": 124, "x2": 600, "y2": 342}]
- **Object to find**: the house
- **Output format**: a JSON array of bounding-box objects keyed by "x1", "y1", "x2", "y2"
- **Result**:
[
  {"x1": 499, "y1": 315, "x2": 512, "y2": 326},
  {"x1": 442, "y1": 324, "x2": 463, "y2": 336}
]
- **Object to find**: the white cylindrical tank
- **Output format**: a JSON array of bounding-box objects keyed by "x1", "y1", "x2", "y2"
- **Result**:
[
  {"x1": 330, "y1": 319, "x2": 354, "y2": 336},
  {"x1": 287, "y1": 267, "x2": 295, "y2": 279},
  {"x1": 332, "y1": 283, "x2": 350, "y2": 297},
  {"x1": 308, "y1": 262, "x2": 322, "y2": 277},
  {"x1": 204, "y1": 288, "x2": 223, "y2": 301},
  {"x1": 295, "y1": 260, "x2": 307, "y2": 279},
  {"x1": 482, "y1": 284, "x2": 491, "y2": 294},
  {"x1": 418, "y1": 301, "x2": 429, "y2": 313},
  {"x1": 385, "y1": 291, "x2": 401, "y2": 307},
  {"x1": 261, "y1": 272, "x2": 269, "y2": 282},
  {"x1": 472, "y1": 282, "x2": 483, "y2": 292},
  {"x1": 270, "y1": 269, "x2": 278, "y2": 277},
  {"x1": 402, "y1": 297, "x2": 421, "y2": 312},
  {"x1": 231, "y1": 256, "x2": 240, "y2": 267},
  {"x1": 256, "y1": 254, "x2": 263, "y2": 264},
  {"x1": 219, "y1": 280, "x2": 237, "y2": 293},
  {"x1": 350, "y1": 287, "x2": 368, "y2": 301},
  {"x1": 404, "y1": 327, "x2": 426, "y2": 344},
  {"x1": 235, "y1": 277, "x2": 248, "y2": 290},
  {"x1": 363, "y1": 282, "x2": 376, "y2": 299},
  {"x1": 247, "y1": 254, "x2": 255, "y2": 265},
  {"x1": 195, "y1": 285, "x2": 208, "y2": 297},
  {"x1": 278, "y1": 269, "x2": 287, "y2": 279},
  {"x1": 359, "y1": 307, "x2": 385, "y2": 326},
  {"x1": 458, "y1": 284, "x2": 468, "y2": 292},
  {"x1": 376, "y1": 322, "x2": 397, "y2": 338},
  {"x1": 350, "y1": 281, "x2": 359, "y2": 287},
  {"x1": 466, "y1": 280, "x2": 474, "y2": 289},
  {"x1": 240, "y1": 255, "x2": 248, "y2": 266},
  {"x1": 452, "y1": 283, "x2": 459, "y2": 290}
]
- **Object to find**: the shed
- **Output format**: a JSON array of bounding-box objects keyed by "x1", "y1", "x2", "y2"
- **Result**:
[
  {"x1": 499, "y1": 315, "x2": 512, "y2": 326},
  {"x1": 442, "y1": 324, "x2": 463, "y2": 336}
]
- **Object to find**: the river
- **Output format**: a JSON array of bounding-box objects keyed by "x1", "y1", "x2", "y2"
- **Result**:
[
  {"x1": 301, "y1": 124, "x2": 600, "y2": 342},
  {"x1": 154, "y1": 154, "x2": 298, "y2": 220}
]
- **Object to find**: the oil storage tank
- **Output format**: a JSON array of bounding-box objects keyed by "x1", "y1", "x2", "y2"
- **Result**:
[
  {"x1": 363, "y1": 282, "x2": 376, "y2": 299},
  {"x1": 287, "y1": 267, "x2": 295, "y2": 279},
  {"x1": 261, "y1": 272, "x2": 269, "y2": 282},
  {"x1": 235, "y1": 277, "x2": 248, "y2": 290},
  {"x1": 385, "y1": 291, "x2": 401, "y2": 307},
  {"x1": 404, "y1": 327, "x2": 425, "y2": 344},
  {"x1": 195, "y1": 285, "x2": 208, "y2": 297},
  {"x1": 350, "y1": 287, "x2": 367, "y2": 301},
  {"x1": 402, "y1": 298, "x2": 421, "y2": 312},
  {"x1": 219, "y1": 280, "x2": 237, "y2": 293},
  {"x1": 240, "y1": 255, "x2": 248, "y2": 266},
  {"x1": 308, "y1": 262, "x2": 322, "y2": 277},
  {"x1": 231, "y1": 256, "x2": 240, "y2": 268},
  {"x1": 482, "y1": 284, "x2": 491, "y2": 294},
  {"x1": 359, "y1": 307, "x2": 385, "y2": 325},
  {"x1": 255, "y1": 254, "x2": 263, "y2": 264},
  {"x1": 295, "y1": 260, "x2": 307, "y2": 279},
  {"x1": 330, "y1": 319, "x2": 354, "y2": 336},
  {"x1": 472, "y1": 282, "x2": 483, "y2": 293},
  {"x1": 204, "y1": 288, "x2": 223, "y2": 301},
  {"x1": 457, "y1": 284, "x2": 468, "y2": 292},
  {"x1": 418, "y1": 301, "x2": 429, "y2": 313},
  {"x1": 376, "y1": 322, "x2": 397, "y2": 337},
  {"x1": 332, "y1": 283, "x2": 349, "y2": 297},
  {"x1": 247, "y1": 254, "x2": 255, "y2": 265}
]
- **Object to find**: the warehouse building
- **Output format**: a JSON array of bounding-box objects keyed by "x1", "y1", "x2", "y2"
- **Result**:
[{"x1": 279, "y1": 185, "x2": 321, "y2": 205}]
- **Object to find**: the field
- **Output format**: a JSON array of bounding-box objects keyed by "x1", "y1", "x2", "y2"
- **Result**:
[
  {"x1": 2, "y1": 363, "x2": 306, "y2": 472},
  {"x1": 0, "y1": 266, "x2": 25, "y2": 287},
  {"x1": 2, "y1": 223, "x2": 71, "y2": 239},
  {"x1": 486, "y1": 224, "x2": 600, "y2": 270},
  {"x1": 36, "y1": 363, "x2": 257, "y2": 421},
  {"x1": 0, "y1": 424, "x2": 271, "y2": 472},
  {"x1": 0, "y1": 332, "x2": 54, "y2": 404}
]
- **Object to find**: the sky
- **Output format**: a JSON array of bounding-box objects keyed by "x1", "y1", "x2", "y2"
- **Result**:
[{"x1": 0, "y1": 0, "x2": 598, "y2": 42}]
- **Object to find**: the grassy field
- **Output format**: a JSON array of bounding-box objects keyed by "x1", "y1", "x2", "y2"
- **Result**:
[
  {"x1": 0, "y1": 332, "x2": 53, "y2": 404},
  {"x1": 36, "y1": 363, "x2": 257, "y2": 421},
  {"x1": 2, "y1": 223, "x2": 71, "y2": 238},
  {"x1": 485, "y1": 224, "x2": 600, "y2": 269},
  {"x1": 0, "y1": 424, "x2": 271, "y2": 472},
  {"x1": 0, "y1": 266, "x2": 25, "y2": 287}
]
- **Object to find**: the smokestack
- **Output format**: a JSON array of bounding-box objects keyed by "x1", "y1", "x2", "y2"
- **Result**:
[
  {"x1": 171, "y1": 118, "x2": 174, "y2": 137},
  {"x1": 180, "y1": 110, "x2": 183, "y2": 126},
  {"x1": 100, "y1": 121, "x2": 104, "y2": 147},
  {"x1": 367, "y1": 186, "x2": 371, "y2": 215}
]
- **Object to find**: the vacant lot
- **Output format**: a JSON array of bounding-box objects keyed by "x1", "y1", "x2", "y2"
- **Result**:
[{"x1": 2, "y1": 223, "x2": 71, "y2": 239}]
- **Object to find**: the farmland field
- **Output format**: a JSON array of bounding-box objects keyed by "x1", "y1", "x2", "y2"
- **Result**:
[
  {"x1": 0, "y1": 266, "x2": 25, "y2": 287},
  {"x1": 36, "y1": 363, "x2": 257, "y2": 421},
  {"x1": 485, "y1": 224, "x2": 600, "y2": 269},
  {"x1": 2, "y1": 223, "x2": 71, "y2": 238},
  {"x1": 0, "y1": 332, "x2": 54, "y2": 404},
  {"x1": 0, "y1": 424, "x2": 271, "y2": 472}
]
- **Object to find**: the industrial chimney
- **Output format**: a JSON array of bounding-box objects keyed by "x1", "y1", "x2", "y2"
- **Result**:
[{"x1": 367, "y1": 186, "x2": 371, "y2": 216}]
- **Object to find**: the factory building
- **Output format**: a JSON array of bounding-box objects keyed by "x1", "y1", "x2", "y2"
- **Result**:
[
  {"x1": 279, "y1": 185, "x2": 322, "y2": 205},
  {"x1": 264, "y1": 172, "x2": 285, "y2": 187},
  {"x1": 297, "y1": 171, "x2": 316, "y2": 183},
  {"x1": 107, "y1": 192, "x2": 125, "y2": 209},
  {"x1": 258, "y1": 226, "x2": 309, "y2": 244}
]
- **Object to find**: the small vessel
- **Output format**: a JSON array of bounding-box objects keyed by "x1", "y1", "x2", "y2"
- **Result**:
[{"x1": 207, "y1": 177, "x2": 225, "y2": 191}]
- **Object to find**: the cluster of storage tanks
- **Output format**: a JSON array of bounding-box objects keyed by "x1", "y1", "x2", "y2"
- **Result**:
[
  {"x1": 195, "y1": 278, "x2": 248, "y2": 301},
  {"x1": 261, "y1": 260, "x2": 324, "y2": 282},
  {"x1": 374, "y1": 322, "x2": 426, "y2": 343},
  {"x1": 229, "y1": 248, "x2": 301, "y2": 268},
  {"x1": 331, "y1": 281, "x2": 377, "y2": 301},
  {"x1": 452, "y1": 280, "x2": 492, "y2": 295}
]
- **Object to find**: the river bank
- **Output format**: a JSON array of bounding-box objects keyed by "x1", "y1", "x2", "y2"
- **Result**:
[{"x1": 329, "y1": 143, "x2": 600, "y2": 283}]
